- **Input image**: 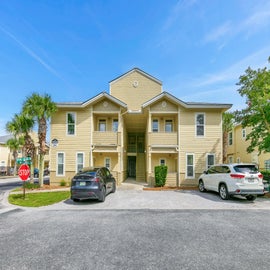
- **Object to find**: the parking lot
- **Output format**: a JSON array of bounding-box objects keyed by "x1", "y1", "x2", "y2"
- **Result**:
[{"x1": 1, "y1": 179, "x2": 270, "y2": 214}]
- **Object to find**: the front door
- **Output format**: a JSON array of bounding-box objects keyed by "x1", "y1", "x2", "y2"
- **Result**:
[{"x1": 128, "y1": 156, "x2": 136, "y2": 178}]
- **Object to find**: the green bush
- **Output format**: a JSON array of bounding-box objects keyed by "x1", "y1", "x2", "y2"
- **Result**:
[
  {"x1": 60, "y1": 179, "x2": 67, "y2": 186},
  {"x1": 154, "y1": 165, "x2": 168, "y2": 187},
  {"x1": 261, "y1": 170, "x2": 270, "y2": 182},
  {"x1": 24, "y1": 182, "x2": 40, "y2": 189}
]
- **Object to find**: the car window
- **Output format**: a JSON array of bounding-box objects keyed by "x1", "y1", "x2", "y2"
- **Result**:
[
  {"x1": 234, "y1": 165, "x2": 258, "y2": 173},
  {"x1": 221, "y1": 166, "x2": 231, "y2": 173}
]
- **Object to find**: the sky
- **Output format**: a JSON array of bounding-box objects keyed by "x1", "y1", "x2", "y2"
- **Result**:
[{"x1": 0, "y1": 0, "x2": 270, "y2": 136}]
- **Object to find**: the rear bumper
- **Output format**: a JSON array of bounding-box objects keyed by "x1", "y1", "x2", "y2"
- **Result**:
[
  {"x1": 70, "y1": 189, "x2": 100, "y2": 200},
  {"x1": 229, "y1": 189, "x2": 264, "y2": 196}
]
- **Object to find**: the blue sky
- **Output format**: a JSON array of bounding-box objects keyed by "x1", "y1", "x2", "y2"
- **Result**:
[{"x1": 1, "y1": 0, "x2": 270, "y2": 136}]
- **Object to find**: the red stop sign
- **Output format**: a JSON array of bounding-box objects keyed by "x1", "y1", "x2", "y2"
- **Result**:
[{"x1": 18, "y1": 164, "x2": 30, "y2": 181}]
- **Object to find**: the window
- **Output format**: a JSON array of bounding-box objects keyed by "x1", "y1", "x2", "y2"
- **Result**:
[
  {"x1": 265, "y1": 159, "x2": 270, "y2": 170},
  {"x1": 186, "y1": 154, "x2": 195, "y2": 178},
  {"x1": 242, "y1": 129, "x2": 246, "y2": 139},
  {"x1": 237, "y1": 157, "x2": 241, "y2": 163},
  {"x1": 67, "y1": 113, "x2": 76, "y2": 135},
  {"x1": 228, "y1": 132, "x2": 233, "y2": 145},
  {"x1": 160, "y1": 159, "x2": 166, "y2": 166},
  {"x1": 165, "y1": 120, "x2": 173, "y2": 132},
  {"x1": 207, "y1": 154, "x2": 215, "y2": 169},
  {"x1": 76, "y1": 153, "x2": 84, "y2": 173},
  {"x1": 57, "y1": 152, "x2": 65, "y2": 176},
  {"x1": 152, "y1": 119, "x2": 159, "y2": 132},
  {"x1": 228, "y1": 156, "x2": 233, "y2": 163},
  {"x1": 99, "y1": 119, "x2": 106, "y2": 132},
  {"x1": 196, "y1": 113, "x2": 204, "y2": 136},
  {"x1": 105, "y1": 157, "x2": 111, "y2": 169},
  {"x1": 113, "y1": 119, "x2": 118, "y2": 132}
]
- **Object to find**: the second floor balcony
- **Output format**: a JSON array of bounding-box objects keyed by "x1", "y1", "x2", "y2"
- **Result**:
[
  {"x1": 148, "y1": 132, "x2": 178, "y2": 146},
  {"x1": 92, "y1": 131, "x2": 120, "y2": 146}
]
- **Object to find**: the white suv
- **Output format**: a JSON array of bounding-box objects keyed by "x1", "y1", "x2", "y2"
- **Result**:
[{"x1": 198, "y1": 164, "x2": 264, "y2": 201}]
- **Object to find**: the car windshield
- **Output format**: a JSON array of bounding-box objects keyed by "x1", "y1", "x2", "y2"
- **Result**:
[{"x1": 233, "y1": 165, "x2": 258, "y2": 173}]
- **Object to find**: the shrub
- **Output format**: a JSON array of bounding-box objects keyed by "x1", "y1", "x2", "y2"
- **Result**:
[
  {"x1": 60, "y1": 179, "x2": 67, "y2": 186},
  {"x1": 261, "y1": 170, "x2": 270, "y2": 182},
  {"x1": 154, "y1": 165, "x2": 168, "y2": 187}
]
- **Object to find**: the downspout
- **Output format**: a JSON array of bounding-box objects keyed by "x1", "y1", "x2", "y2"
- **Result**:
[{"x1": 177, "y1": 108, "x2": 181, "y2": 187}]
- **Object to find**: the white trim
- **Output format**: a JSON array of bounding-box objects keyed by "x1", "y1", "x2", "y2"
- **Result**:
[
  {"x1": 206, "y1": 153, "x2": 215, "y2": 169},
  {"x1": 56, "y1": 152, "x2": 65, "y2": 176},
  {"x1": 104, "y1": 157, "x2": 111, "y2": 170},
  {"x1": 76, "y1": 152, "x2": 84, "y2": 173},
  {"x1": 186, "y1": 153, "x2": 195, "y2": 179},
  {"x1": 159, "y1": 158, "x2": 166, "y2": 166},
  {"x1": 195, "y1": 113, "x2": 205, "y2": 137},
  {"x1": 66, "y1": 112, "x2": 76, "y2": 136},
  {"x1": 152, "y1": 119, "x2": 159, "y2": 132}
]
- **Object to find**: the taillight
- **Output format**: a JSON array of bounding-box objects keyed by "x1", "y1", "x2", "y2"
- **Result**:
[
  {"x1": 230, "y1": 173, "x2": 245, "y2": 179},
  {"x1": 94, "y1": 177, "x2": 100, "y2": 182},
  {"x1": 258, "y1": 173, "x2": 263, "y2": 179}
]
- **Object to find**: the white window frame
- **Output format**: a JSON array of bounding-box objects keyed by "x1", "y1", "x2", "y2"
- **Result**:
[
  {"x1": 206, "y1": 153, "x2": 215, "y2": 169},
  {"x1": 112, "y1": 119, "x2": 118, "y2": 132},
  {"x1": 152, "y1": 119, "x2": 159, "y2": 132},
  {"x1": 104, "y1": 157, "x2": 111, "y2": 170},
  {"x1": 98, "y1": 119, "x2": 106, "y2": 132},
  {"x1": 66, "y1": 112, "x2": 76, "y2": 135},
  {"x1": 186, "y1": 153, "x2": 195, "y2": 179},
  {"x1": 56, "y1": 152, "x2": 65, "y2": 176},
  {"x1": 160, "y1": 158, "x2": 166, "y2": 166},
  {"x1": 242, "y1": 129, "x2": 246, "y2": 139},
  {"x1": 165, "y1": 119, "x2": 173, "y2": 132},
  {"x1": 195, "y1": 113, "x2": 205, "y2": 137},
  {"x1": 237, "y1": 157, "x2": 241, "y2": 163},
  {"x1": 76, "y1": 152, "x2": 84, "y2": 173},
  {"x1": 228, "y1": 132, "x2": 233, "y2": 145},
  {"x1": 228, "y1": 156, "x2": 233, "y2": 163}
]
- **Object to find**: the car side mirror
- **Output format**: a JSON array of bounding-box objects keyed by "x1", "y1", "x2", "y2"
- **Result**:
[{"x1": 203, "y1": 170, "x2": 208, "y2": 174}]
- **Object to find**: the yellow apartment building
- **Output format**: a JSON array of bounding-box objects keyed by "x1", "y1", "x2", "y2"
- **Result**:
[
  {"x1": 49, "y1": 68, "x2": 231, "y2": 186},
  {"x1": 226, "y1": 124, "x2": 270, "y2": 170}
]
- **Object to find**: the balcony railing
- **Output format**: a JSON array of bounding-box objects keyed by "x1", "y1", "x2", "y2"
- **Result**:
[
  {"x1": 92, "y1": 131, "x2": 119, "y2": 145},
  {"x1": 148, "y1": 132, "x2": 177, "y2": 145}
]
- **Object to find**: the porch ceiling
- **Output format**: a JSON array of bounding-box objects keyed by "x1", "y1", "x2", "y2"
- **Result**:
[{"x1": 123, "y1": 112, "x2": 147, "y2": 133}]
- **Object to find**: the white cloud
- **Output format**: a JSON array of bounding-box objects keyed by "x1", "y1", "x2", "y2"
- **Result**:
[{"x1": 203, "y1": 21, "x2": 232, "y2": 43}]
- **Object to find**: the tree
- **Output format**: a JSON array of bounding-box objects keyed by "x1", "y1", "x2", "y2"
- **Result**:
[
  {"x1": 6, "y1": 114, "x2": 35, "y2": 178},
  {"x1": 22, "y1": 93, "x2": 57, "y2": 186},
  {"x1": 5, "y1": 137, "x2": 24, "y2": 176},
  {"x1": 235, "y1": 57, "x2": 270, "y2": 154},
  {"x1": 222, "y1": 112, "x2": 234, "y2": 162}
]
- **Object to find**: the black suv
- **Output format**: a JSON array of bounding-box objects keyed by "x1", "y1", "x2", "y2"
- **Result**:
[{"x1": 70, "y1": 167, "x2": 116, "y2": 202}]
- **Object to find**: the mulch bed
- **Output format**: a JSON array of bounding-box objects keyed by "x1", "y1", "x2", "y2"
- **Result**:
[{"x1": 143, "y1": 186, "x2": 198, "y2": 191}]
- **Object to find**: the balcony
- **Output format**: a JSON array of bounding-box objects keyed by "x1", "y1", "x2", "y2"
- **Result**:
[
  {"x1": 148, "y1": 132, "x2": 178, "y2": 146},
  {"x1": 92, "y1": 131, "x2": 119, "y2": 146}
]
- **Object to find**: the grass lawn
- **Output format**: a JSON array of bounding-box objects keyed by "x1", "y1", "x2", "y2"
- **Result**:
[{"x1": 8, "y1": 191, "x2": 70, "y2": 207}]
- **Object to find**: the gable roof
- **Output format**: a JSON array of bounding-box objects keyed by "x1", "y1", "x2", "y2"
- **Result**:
[
  {"x1": 109, "y1": 67, "x2": 162, "y2": 86},
  {"x1": 56, "y1": 91, "x2": 127, "y2": 109},
  {"x1": 142, "y1": 91, "x2": 232, "y2": 110}
]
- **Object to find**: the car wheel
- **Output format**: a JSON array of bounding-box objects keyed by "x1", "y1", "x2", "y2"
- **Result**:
[
  {"x1": 219, "y1": 184, "x2": 229, "y2": 200},
  {"x1": 246, "y1": 195, "x2": 257, "y2": 201},
  {"x1": 99, "y1": 186, "x2": 106, "y2": 202},
  {"x1": 198, "y1": 180, "x2": 206, "y2": 192},
  {"x1": 111, "y1": 182, "x2": 116, "y2": 193}
]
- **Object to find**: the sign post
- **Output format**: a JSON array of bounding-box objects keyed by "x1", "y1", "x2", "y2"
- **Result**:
[{"x1": 18, "y1": 164, "x2": 30, "y2": 199}]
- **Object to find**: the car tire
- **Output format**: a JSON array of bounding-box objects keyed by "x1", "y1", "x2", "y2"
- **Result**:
[
  {"x1": 99, "y1": 186, "x2": 106, "y2": 202},
  {"x1": 246, "y1": 195, "x2": 257, "y2": 201},
  {"x1": 111, "y1": 182, "x2": 116, "y2": 193},
  {"x1": 219, "y1": 184, "x2": 229, "y2": 200},
  {"x1": 198, "y1": 180, "x2": 206, "y2": 192}
]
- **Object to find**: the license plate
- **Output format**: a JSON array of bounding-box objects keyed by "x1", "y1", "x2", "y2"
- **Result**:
[
  {"x1": 79, "y1": 181, "x2": 86, "y2": 186},
  {"x1": 247, "y1": 178, "x2": 254, "y2": 183}
]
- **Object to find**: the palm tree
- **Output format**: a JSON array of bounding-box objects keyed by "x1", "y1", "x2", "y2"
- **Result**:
[
  {"x1": 222, "y1": 112, "x2": 234, "y2": 163},
  {"x1": 5, "y1": 137, "x2": 24, "y2": 176},
  {"x1": 22, "y1": 93, "x2": 57, "y2": 186},
  {"x1": 6, "y1": 114, "x2": 35, "y2": 179}
]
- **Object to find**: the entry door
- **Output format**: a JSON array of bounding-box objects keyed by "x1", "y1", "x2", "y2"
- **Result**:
[{"x1": 128, "y1": 156, "x2": 136, "y2": 177}]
